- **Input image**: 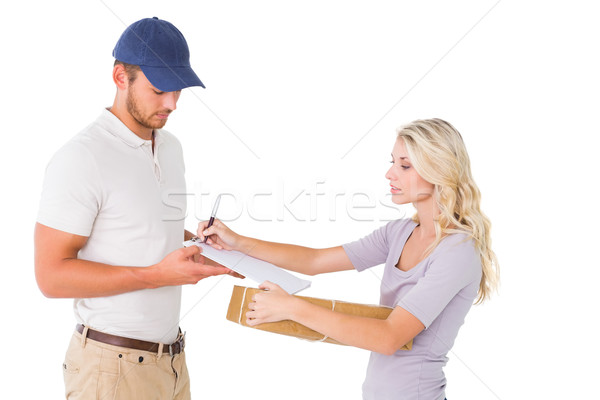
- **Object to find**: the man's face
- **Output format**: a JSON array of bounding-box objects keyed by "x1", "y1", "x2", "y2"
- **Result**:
[{"x1": 126, "y1": 70, "x2": 182, "y2": 130}]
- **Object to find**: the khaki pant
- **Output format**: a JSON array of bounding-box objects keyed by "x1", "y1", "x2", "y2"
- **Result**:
[{"x1": 63, "y1": 331, "x2": 191, "y2": 400}]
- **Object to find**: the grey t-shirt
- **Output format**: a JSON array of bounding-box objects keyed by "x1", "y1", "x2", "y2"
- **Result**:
[{"x1": 342, "y1": 219, "x2": 482, "y2": 400}]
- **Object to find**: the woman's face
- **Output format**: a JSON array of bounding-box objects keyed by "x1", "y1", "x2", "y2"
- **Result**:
[{"x1": 385, "y1": 138, "x2": 435, "y2": 205}]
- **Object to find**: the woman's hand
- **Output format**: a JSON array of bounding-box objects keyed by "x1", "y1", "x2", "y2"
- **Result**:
[
  {"x1": 246, "y1": 281, "x2": 298, "y2": 326},
  {"x1": 197, "y1": 219, "x2": 242, "y2": 251}
]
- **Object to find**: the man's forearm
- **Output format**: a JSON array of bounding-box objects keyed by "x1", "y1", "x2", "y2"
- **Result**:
[{"x1": 36, "y1": 258, "x2": 159, "y2": 299}]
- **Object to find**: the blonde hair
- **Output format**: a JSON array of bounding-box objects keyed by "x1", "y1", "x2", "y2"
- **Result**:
[{"x1": 397, "y1": 118, "x2": 499, "y2": 303}]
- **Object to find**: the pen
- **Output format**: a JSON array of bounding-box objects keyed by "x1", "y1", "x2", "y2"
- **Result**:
[{"x1": 204, "y1": 194, "x2": 221, "y2": 243}]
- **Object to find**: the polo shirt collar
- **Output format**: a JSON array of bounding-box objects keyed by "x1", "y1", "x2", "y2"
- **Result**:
[{"x1": 98, "y1": 108, "x2": 163, "y2": 148}]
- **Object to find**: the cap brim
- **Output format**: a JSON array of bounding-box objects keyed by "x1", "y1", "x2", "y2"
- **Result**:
[{"x1": 141, "y1": 65, "x2": 205, "y2": 92}]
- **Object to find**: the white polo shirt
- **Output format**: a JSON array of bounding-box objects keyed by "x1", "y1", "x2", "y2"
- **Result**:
[{"x1": 37, "y1": 109, "x2": 187, "y2": 343}]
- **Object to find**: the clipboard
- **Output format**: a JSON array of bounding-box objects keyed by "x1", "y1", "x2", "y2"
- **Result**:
[{"x1": 183, "y1": 239, "x2": 311, "y2": 294}]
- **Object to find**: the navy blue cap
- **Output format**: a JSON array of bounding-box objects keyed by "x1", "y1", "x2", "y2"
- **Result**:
[{"x1": 113, "y1": 17, "x2": 205, "y2": 92}]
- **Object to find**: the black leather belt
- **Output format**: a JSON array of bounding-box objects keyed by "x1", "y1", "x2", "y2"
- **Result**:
[{"x1": 76, "y1": 324, "x2": 184, "y2": 355}]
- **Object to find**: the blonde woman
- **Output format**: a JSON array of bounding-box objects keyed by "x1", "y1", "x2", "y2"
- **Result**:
[{"x1": 198, "y1": 118, "x2": 499, "y2": 400}]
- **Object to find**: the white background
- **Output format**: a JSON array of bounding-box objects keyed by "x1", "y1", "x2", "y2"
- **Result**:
[{"x1": 2, "y1": 1, "x2": 599, "y2": 399}]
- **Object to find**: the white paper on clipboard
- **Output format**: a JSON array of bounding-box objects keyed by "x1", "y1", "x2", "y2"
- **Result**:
[{"x1": 183, "y1": 240, "x2": 311, "y2": 294}]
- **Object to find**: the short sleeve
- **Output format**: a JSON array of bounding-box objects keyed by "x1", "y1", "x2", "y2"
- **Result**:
[
  {"x1": 342, "y1": 222, "x2": 393, "y2": 272},
  {"x1": 37, "y1": 141, "x2": 102, "y2": 237},
  {"x1": 397, "y1": 236, "x2": 482, "y2": 328}
]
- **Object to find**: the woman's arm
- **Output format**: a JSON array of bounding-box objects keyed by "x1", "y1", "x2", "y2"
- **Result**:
[
  {"x1": 198, "y1": 219, "x2": 354, "y2": 276},
  {"x1": 247, "y1": 281, "x2": 425, "y2": 355}
]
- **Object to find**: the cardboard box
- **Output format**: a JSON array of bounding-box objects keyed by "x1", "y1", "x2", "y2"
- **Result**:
[{"x1": 226, "y1": 285, "x2": 412, "y2": 350}]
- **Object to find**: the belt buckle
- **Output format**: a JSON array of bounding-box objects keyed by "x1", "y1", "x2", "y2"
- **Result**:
[{"x1": 169, "y1": 331, "x2": 186, "y2": 356}]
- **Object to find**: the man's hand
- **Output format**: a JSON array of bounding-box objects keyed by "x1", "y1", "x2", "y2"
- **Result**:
[
  {"x1": 149, "y1": 246, "x2": 233, "y2": 287},
  {"x1": 190, "y1": 245, "x2": 246, "y2": 280}
]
